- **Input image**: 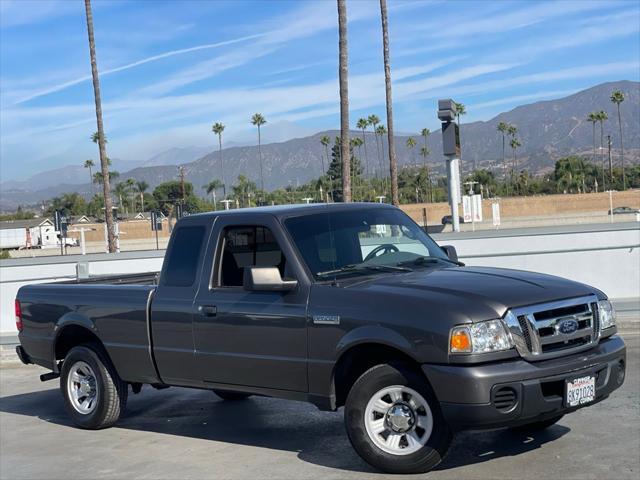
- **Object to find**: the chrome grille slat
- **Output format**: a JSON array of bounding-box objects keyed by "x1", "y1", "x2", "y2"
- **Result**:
[{"x1": 505, "y1": 295, "x2": 600, "y2": 361}]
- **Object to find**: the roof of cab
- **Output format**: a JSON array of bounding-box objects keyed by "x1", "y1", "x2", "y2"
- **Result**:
[{"x1": 180, "y1": 201, "x2": 396, "y2": 223}]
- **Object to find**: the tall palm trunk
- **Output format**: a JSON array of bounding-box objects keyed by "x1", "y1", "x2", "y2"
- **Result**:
[
  {"x1": 599, "y1": 120, "x2": 605, "y2": 189},
  {"x1": 501, "y1": 133, "x2": 506, "y2": 183},
  {"x1": 257, "y1": 125, "x2": 264, "y2": 193},
  {"x1": 337, "y1": 0, "x2": 351, "y2": 202},
  {"x1": 84, "y1": 0, "x2": 115, "y2": 252},
  {"x1": 218, "y1": 133, "x2": 225, "y2": 198},
  {"x1": 380, "y1": 0, "x2": 398, "y2": 206},
  {"x1": 617, "y1": 104, "x2": 625, "y2": 189},
  {"x1": 373, "y1": 121, "x2": 380, "y2": 179},
  {"x1": 361, "y1": 128, "x2": 369, "y2": 178}
]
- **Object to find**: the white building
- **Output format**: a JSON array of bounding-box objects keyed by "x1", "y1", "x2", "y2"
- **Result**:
[{"x1": 0, "y1": 218, "x2": 56, "y2": 249}]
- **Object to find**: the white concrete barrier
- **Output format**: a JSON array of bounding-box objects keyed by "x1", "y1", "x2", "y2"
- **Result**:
[{"x1": 1, "y1": 224, "x2": 638, "y2": 337}]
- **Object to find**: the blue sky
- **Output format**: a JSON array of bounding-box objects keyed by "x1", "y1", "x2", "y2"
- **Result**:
[{"x1": 1, "y1": 0, "x2": 639, "y2": 181}]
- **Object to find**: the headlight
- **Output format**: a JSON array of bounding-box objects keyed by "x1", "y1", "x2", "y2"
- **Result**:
[
  {"x1": 598, "y1": 300, "x2": 616, "y2": 330},
  {"x1": 450, "y1": 319, "x2": 513, "y2": 354}
]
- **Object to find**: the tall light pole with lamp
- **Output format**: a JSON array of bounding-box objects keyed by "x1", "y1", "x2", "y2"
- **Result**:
[{"x1": 438, "y1": 99, "x2": 461, "y2": 232}]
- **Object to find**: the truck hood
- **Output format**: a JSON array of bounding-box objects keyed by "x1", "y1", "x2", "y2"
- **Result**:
[{"x1": 345, "y1": 266, "x2": 601, "y2": 322}]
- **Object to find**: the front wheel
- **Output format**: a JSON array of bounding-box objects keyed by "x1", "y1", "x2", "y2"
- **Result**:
[
  {"x1": 344, "y1": 363, "x2": 452, "y2": 474},
  {"x1": 60, "y1": 344, "x2": 127, "y2": 429}
]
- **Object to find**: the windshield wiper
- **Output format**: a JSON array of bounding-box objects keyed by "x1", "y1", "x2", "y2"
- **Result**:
[
  {"x1": 317, "y1": 263, "x2": 411, "y2": 278},
  {"x1": 398, "y1": 256, "x2": 464, "y2": 267}
]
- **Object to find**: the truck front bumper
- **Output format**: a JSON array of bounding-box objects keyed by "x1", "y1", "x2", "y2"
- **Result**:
[{"x1": 422, "y1": 335, "x2": 626, "y2": 430}]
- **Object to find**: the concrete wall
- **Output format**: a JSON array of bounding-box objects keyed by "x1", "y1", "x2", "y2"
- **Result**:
[
  {"x1": 402, "y1": 189, "x2": 640, "y2": 225},
  {"x1": 1, "y1": 224, "x2": 638, "y2": 336}
]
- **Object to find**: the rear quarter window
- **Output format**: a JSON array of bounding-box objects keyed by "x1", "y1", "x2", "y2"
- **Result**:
[{"x1": 163, "y1": 226, "x2": 206, "y2": 287}]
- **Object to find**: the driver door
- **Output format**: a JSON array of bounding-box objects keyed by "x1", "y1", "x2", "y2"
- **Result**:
[{"x1": 193, "y1": 217, "x2": 309, "y2": 392}]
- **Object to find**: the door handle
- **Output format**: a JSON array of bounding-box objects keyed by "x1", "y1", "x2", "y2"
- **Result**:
[{"x1": 199, "y1": 305, "x2": 217, "y2": 317}]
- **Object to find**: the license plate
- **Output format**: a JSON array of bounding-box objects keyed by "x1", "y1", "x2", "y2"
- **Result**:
[{"x1": 565, "y1": 375, "x2": 595, "y2": 407}]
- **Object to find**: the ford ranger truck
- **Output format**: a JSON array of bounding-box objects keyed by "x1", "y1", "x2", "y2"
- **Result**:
[{"x1": 15, "y1": 203, "x2": 626, "y2": 474}]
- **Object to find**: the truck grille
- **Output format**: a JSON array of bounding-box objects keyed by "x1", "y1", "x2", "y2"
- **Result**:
[{"x1": 505, "y1": 295, "x2": 600, "y2": 361}]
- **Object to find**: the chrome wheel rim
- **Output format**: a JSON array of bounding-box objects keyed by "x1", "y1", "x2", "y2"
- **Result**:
[
  {"x1": 364, "y1": 385, "x2": 433, "y2": 456},
  {"x1": 66, "y1": 361, "x2": 98, "y2": 415}
]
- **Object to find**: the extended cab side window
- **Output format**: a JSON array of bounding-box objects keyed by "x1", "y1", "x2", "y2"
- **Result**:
[
  {"x1": 163, "y1": 226, "x2": 206, "y2": 287},
  {"x1": 218, "y1": 226, "x2": 287, "y2": 287}
]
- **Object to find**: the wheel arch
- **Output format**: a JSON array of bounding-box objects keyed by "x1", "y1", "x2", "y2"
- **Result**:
[
  {"x1": 331, "y1": 327, "x2": 425, "y2": 409},
  {"x1": 52, "y1": 315, "x2": 108, "y2": 373}
]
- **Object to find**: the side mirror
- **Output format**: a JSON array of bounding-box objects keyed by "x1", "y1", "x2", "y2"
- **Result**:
[
  {"x1": 243, "y1": 267, "x2": 298, "y2": 292},
  {"x1": 441, "y1": 245, "x2": 459, "y2": 263}
]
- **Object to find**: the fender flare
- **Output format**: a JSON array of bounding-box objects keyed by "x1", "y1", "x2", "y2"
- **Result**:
[{"x1": 50, "y1": 313, "x2": 99, "y2": 373}]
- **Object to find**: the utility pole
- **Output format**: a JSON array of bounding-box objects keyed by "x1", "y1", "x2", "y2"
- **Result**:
[{"x1": 438, "y1": 99, "x2": 461, "y2": 233}]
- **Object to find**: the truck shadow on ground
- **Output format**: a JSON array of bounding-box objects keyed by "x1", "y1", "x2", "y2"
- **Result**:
[{"x1": 0, "y1": 385, "x2": 570, "y2": 474}]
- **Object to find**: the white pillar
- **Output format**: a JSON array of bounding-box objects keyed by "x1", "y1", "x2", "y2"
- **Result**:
[
  {"x1": 80, "y1": 229, "x2": 86, "y2": 255},
  {"x1": 446, "y1": 157, "x2": 461, "y2": 232}
]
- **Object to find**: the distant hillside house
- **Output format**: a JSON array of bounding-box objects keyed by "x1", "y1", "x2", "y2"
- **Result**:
[{"x1": 0, "y1": 218, "x2": 56, "y2": 249}]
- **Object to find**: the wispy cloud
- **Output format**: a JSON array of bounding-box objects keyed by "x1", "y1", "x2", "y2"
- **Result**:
[{"x1": 10, "y1": 33, "x2": 265, "y2": 105}]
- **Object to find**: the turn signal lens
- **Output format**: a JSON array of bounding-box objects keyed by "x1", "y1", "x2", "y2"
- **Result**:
[{"x1": 450, "y1": 327, "x2": 472, "y2": 353}]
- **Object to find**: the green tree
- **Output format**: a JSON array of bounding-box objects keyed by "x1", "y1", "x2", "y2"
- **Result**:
[
  {"x1": 510, "y1": 137, "x2": 522, "y2": 192},
  {"x1": 356, "y1": 118, "x2": 370, "y2": 177},
  {"x1": 597, "y1": 110, "x2": 608, "y2": 189},
  {"x1": 320, "y1": 135, "x2": 331, "y2": 176},
  {"x1": 152, "y1": 180, "x2": 201, "y2": 216},
  {"x1": 203, "y1": 179, "x2": 223, "y2": 210},
  {"x1": 454, "y1": 102, "x2": 467, "y2": 167},
  {"x1": 136, "y1": 181, "x2": 149, "y2": 212},
  {"x1": 85, "y1": 0, "x2": 115, "y2": 251},
  {"x1": 231, "y1": 175, "x2": 259, "y2": 207},
  {"x1": 497, "y1": 122, "x2": 509, "y2": 182},
  {"x1": 211, "y1": 122, "x2": 226, "y2": 198},
  {"x1": 327, "y1": 136, "x2": 362, "y2": 202},
  {"x1": 368, "y1": 114, "x2": 381, "y2": 177},
  {"x1": 406, "y1": 137, "x2": 417, "y2": 167},
  {"x1": 48, "y1": 193, "x2": 88, "y2": 217},
  {"x1": 83, "y1": 159, "x2": 95, "y2": 191},
  {"x1": 251, "y1": 113, "x2": 267, "y2": 193},
  {"x1": 610, "y1": 90, "x2": 626, "y2": 188}
]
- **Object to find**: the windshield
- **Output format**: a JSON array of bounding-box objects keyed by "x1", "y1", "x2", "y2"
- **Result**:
[{"x1": 284, "y1": 207, "x2": 452, "y2": 280}]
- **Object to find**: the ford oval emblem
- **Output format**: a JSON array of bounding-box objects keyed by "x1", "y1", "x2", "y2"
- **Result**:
[{"x1": 558, "y1": 318, "x2": 579, "y2": 334}]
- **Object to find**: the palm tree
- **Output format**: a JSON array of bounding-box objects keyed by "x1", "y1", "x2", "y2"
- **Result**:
[
  {"x1": 587, "y1": 112, "x2": 598, "y2": 165},
  {"x1": 114, "y1": 182, "x2": 129, "y2": 214},
  {"x1": 368, "y1": 114, "x2": 381, "y2": 177},
  {"x1": 610, "y1": 90, "x2": 626, "y2": 189},
  {"x1": 406, "y1": 137, "x2": 417, "y2": 168},
  {"x1": 351, "y1": 137, "x2": 364, "y2": 201},
  {"x1": 380, "y1": 0, "x2": 398, "y2": 206},
  {"x1": 319, "y1": 135, "x2": 330, "y2": 175},
  {"x1": 125, "y1": 178, "x2": 136, "y2": 212},
  {"x1": 251, "y1": 113, "x2": 267, "y2": 194},
  {"x1": 91, "y1": 131, "x2": 107, "y2": 144},
  {"x1": 356, "y1": 118, "x2": 370, "y2": 177},
  {"x1": 497, "y1": 122, "x2": 509, "y2": 182},
  {"x1": 597, "y1": 110, "x2": 608, "y2": 189},
  {"x1": 83, "y1": 159, "x2": 95, "y2": 192},
  {"x1": 136, "y1": 181, "x2": 149, "y2": 212},
  {"x1": 375, "y1": 124, "x2": 387, "y2": 193},
  {"x1": 211, "y1": 122, "x2": 226, "y2": 198},
  {"x1": 84, "y1": 0, "x2": 115, "y2": 252},
  {"x1": 510, "y1": 137, "x2": 521, "y2": 193},
  {"x1": 337, "y1": 0, "x2": 351, "y2": 202},
  {"x1": 420, "y1": 146, "x2": 431, "y2": 202},
  {"x1": 454, "y1": 102, "x2": 467, "y2": 169},
  {"x1": 204, "y1": 179, "x2": 223, "y2": 210}
]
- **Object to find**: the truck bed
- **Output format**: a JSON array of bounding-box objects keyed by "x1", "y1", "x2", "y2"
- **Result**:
[{"x1": 18, "y1": 281, "x2": 159, "y2": 384}]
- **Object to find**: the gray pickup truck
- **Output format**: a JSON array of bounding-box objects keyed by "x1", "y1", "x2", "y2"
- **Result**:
[{"x1": 16, "y1": 203, "x2": 626, "y2": 474}]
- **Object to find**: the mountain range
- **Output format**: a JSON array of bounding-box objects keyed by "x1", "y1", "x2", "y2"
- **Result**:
[{"x1": 1, "y1": 80, "x2": 638, "y2": 210}]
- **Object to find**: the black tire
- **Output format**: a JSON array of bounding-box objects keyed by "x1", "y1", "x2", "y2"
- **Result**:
[
  {"x1": 60, "y1": 344, "x2": 127, "y2": 429},
  {"x1": 510, "y1": 415, "x2": 564, "y2": 432},
  {"x1": 344, "y1": 363, "x2": 452, "y2": 474},
  {"x1": 213, "y1": 389, "x2": 252, "y2": 401}
]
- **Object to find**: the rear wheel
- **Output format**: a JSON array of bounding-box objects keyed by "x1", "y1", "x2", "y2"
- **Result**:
[
  {"x1": 60, "y1": 344, "x2": 127, "y2": 429},
  {"x1": 511, "y1": 415, "x2": 564, "y2": 432},
  {"x1": 344, "y1": 363, "x2": 452, "y2": 474},
  {"x1": 213, "y1": 389, "x2": 252, "y2": 401}
]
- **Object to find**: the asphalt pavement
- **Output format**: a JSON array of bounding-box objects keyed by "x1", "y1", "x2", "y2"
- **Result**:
[{"x1": 1, "y1": 334, "x2": 638, "y2": 480}]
